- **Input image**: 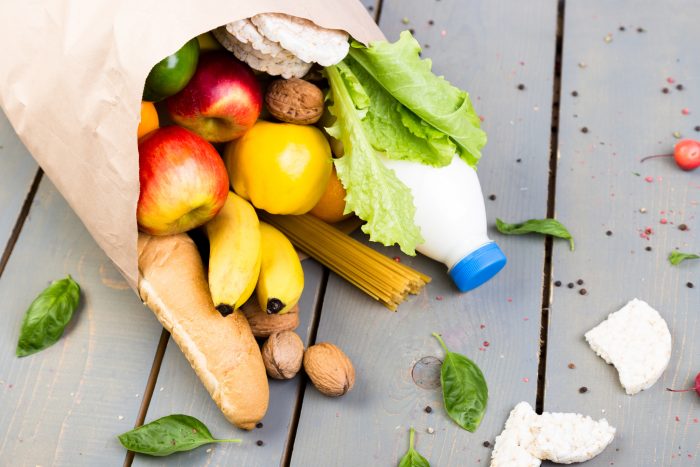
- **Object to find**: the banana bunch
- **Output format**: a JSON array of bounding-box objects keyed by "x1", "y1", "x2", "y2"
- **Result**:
[{"x1": 205, "y1": 192, "x2": 304, "y2": 316}]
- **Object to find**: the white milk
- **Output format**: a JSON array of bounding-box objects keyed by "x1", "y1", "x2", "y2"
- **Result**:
[{"x1": 383, "y1": 156, "x2": 506, "y2": 292}]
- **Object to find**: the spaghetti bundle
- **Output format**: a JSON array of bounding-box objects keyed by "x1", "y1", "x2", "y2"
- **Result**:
[{"x1": 261, "y1": 213, "x2": 430, "y2": 311}]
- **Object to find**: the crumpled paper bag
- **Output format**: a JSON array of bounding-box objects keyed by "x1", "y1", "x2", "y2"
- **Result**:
[{"x1": 0, "y1": 0, "x2": 383, "y2": 289}]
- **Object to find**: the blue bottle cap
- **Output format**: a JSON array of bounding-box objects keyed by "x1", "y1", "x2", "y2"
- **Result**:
[{"x1": 448, "y1": 242, "x2": 507, "y2": 292}]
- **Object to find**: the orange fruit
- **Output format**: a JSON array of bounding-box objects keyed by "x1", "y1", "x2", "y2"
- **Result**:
[
  {"x1": 309, "y1": 166, "x2": 352, "y2": 224},
  {"x1": 137, "y1": 101, "x2": 159, "y2": 139}
]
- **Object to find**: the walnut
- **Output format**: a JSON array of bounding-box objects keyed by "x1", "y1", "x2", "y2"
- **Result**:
[
  {"x1": 303, "y1": 342, "x2": 355, "y2": 396},
  {"x1": 262, "y1": 331, "x2": 304, "y2": 379},
  {"x1": 241, "y1": 297, "x2": 299, "y2": 338},
  {"x1": 265, "y1": 78, "x2": 324, "y2": 124}
]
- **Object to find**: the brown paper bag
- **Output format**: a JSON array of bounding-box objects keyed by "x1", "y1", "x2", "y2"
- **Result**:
[{"x1": 0, "y1": 0, "x2": 383, "y2": 289}]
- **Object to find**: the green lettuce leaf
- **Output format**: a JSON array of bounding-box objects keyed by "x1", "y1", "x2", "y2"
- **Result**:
[
  {"x1": 344, "y1": 56, "x2": 456, "y2": 167},
  {"x1": 348, "y1": 31, "x2": 486, "y2": 167},
  {"x1": 325, "y1": 63, "x2": 423, "y2": 254}
]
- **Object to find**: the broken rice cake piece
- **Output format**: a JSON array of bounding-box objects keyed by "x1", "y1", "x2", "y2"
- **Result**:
[
  {"x1": 490, "y1": 402, "x2": 541, "y2": 467},
  {"x1": 490, "y1": 402, "x2": 615, "y2": 466},
  {"x1": 585, "y1": 298, "x2": 672, "y2": 395},
  {"x1": 529, "y1": 410, "x2": 616, "y2": 463}
]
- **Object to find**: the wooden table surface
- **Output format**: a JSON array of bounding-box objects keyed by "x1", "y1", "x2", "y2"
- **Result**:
[{"x1": 1, "y1": 1, "x2": 699, "y2": 465}]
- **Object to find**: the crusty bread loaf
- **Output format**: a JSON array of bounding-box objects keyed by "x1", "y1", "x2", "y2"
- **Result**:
[{"x1": 137, "y1": 233, "x2": 268, "y2": 430}]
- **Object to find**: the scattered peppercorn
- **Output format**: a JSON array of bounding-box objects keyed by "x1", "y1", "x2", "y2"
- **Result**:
[
  {"x1": 554, "y1": 280, "x2": 562, "y2": 287},
  {"x1": 662, "y1": 87, "x2": 670, "y2": 94},
  {"x1": 645, "y1": 246, "x2": 652, "y2": 251},
  {"x1": 579, "y1": 386, "x2": 588, "y2": 393},
  {"x1": 516, "y1": 158, "x2": 522, "y2": 163},
  {"x1": 687, "y1": 282, "x2": 694, "y2": 289},
  {"x1": 619, "y1": 26, "x2": 626, "y2": 31},
  {"x1": 517, "y1": 83, "x2": 526, "y2": 90},
  {"x1": 579, "y1": 288, "x2": 588, "y2": 295},
  {"x1": 637, "y1": 27, "x2": 645, "y2": 32},
  {"x1": 567, "y1": 282, "x2": 574, "y2": 289},
  {"x1": 581, "y1": 126, "x2": 589, "y2": 133},
  {"x1": 679, "y1": 224, "x2": 688, "y2": 231},
  {"x1": 256, "y1": 422, "x2": 263, "y2": 429},
  {"x1": 606, "y1": 230, "x2": 612, "y2": 236},
  {"x1": 488, "y1": 194, "x2": 496, "y2": 201},
  {"x1": 571, "y1": 90, "x2": 579, "y2": 97},
  {"x1": 568, "y1": 363, "x2": 576, "y2": 369},
  {"x1": 256, "y1": 440, "x2": 264, "y2": 446},
  {"x1": 577, "y1": 279, "x2": 584, "y2": 285},
  {"x1": 695, "y1": 126, "x2": 700, "y2": 132},
  {"x1": 483, "y1": 441, "x2": 491, "y2": 448},
  {"x1": 676, "y1": 84, "x2": 684, "y2": 91},
  {"x1": 425, "y1": 406, "x2": 433, "y2": 413},
  {"x1": 409, "y1": 28, "x2": 415, "y2": 34}
]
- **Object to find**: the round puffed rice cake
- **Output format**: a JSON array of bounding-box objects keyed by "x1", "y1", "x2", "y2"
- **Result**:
[
  {"x1": 250, "y1": 13, "x2": 350, "y2": 67},
  {"x1": 225, "y1": 19, "x2": 286, "y2": 57},
  {"x1": 212, "y1": 27, "x2": 312, "y2": 79}
]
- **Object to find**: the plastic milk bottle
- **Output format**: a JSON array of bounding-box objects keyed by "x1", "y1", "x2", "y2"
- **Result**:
[{"x1": 383, "y1": 156, "x2": 506, "y2": 292}]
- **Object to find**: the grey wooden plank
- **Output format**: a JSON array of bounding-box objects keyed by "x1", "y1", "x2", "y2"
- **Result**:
[
  {"x1": 133, "y1": 260, "x2": 325, "y2": 467},
  {"x1": 292, "y1": 0, "x2": 558, "y2": 465},
  {"x1": 0, "y1": 178, "x2": 164, "y2": 466},
  {"x1": 544, "y1": 1, "x2": 700, "y2": 465},
  {"x1": 0, "y1": 109, "x2": 38, "y2": 255},
  {"x1": 360, "y1": 0, "x2": 378, "y2": 17}
]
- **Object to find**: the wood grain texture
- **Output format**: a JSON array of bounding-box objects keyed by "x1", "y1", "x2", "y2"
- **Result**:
[
  {"x1": 0, "y1": 110, "x2": 38, "y2": 256},
  {"x1": 0, "y1": 178, "x2": 164, "y2": 466},
  {"x1": 544, "y1": 1, "x2": 700, "y2": 465},
  {"x1": 291, "y1": 1, "x2": 558, "y2": 465},
  {"x1": 132, "y1": 260, "x2": 325, "y2": 467}
]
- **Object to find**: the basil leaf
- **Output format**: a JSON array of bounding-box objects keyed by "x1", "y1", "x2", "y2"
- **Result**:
[
  {"x1": 16, "y1": 275, "x2": 81, "y2": 357},
  {"x1": 668, "y1": 251, "x2": 700, "y2": 265},
  {"x1": 433, "y1": 333, "x2": 488, "y2": 432},
  {"x1": 398, "y1": 427, "x2": 430, "y2": 467},
  {"x1": 496, "y1": 218, "x2": 575, "y2": 251},
  {"x1": 118, "y1": 414, "x2": 240, "y2": 457}
]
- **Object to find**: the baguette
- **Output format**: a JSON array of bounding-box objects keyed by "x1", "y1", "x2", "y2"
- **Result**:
[{"x1": 137, "y1": 233, "x2": 269, "y2": 430}]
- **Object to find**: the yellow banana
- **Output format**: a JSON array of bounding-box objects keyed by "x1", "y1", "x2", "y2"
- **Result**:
[
  {"x1": 205, "y1": 192, "x2": 261, "y2": 315},
  {"x1": 256, "y1": 222, "x2": 304, "y2": 315}
]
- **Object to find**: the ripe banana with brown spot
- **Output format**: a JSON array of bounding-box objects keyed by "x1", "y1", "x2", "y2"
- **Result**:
[
  {"x1": 205, "y1": 192, "x2": 261, "y2": 316},
  {"x1": 256, "y1": 222, "x2": 304, "y2": 314}
]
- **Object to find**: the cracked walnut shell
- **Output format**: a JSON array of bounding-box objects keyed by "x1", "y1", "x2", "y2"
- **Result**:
[{"x1": 303, "y1": 342, "x2": 355, "y2": 396}]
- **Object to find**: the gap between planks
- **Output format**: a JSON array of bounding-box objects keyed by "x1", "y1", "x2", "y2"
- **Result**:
[
  {"x1": 123, "y1": 328, "x2": 170, "y2": 467},
  {"x1": 281, "y1": 267, "x2": 329, "y2": 467},
  {"x1": 535, "y1": 0, "x2": 566, "y2": 414},
  {"x1": 0, "y1": 169, "x2": 42, "y2": 280}
]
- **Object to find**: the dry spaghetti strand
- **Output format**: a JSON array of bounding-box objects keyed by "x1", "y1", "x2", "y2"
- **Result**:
[{"x1": 261, "y1": 213, "x2": 430, "y2": 311}]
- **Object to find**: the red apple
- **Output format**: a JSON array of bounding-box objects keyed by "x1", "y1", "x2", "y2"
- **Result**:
[
  {"x1": 138, "y1": 126, "x2": 229, "y2": 235},
  {"x1": 165, "y1": 52, "x2": 262, "y2": 142}
]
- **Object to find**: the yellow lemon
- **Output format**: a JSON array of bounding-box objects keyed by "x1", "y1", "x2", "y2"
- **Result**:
[{"x1": 225, "y1": 121, "x2": 332, "y2": 214}]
